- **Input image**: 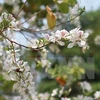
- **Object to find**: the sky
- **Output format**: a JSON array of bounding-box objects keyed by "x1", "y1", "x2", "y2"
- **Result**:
[{"x1": 77, "y1": 0, "x2": 100, "y2": 11}]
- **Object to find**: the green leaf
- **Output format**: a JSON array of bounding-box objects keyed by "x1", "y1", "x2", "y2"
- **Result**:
[
  {"x1": 79, "y1": 68, "x2": 85, "y2": 74},
  {"x1": 57, "y1": 3, "x2": 69, "y2": 13},
  {"x1": 68, "y1": 0, "x2": 77, "y2": 5},
  {"x1": 53, "y1": 0, "x2": 77, "y2": 13}
]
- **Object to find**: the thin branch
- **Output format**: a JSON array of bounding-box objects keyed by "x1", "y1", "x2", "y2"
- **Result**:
[
  {"x1": 20, "y1": 31, "x2": 33, "y2": 44},
  {"x1": 16, "y1": 0, "x2": 28, "y2": 18},
  {"x1": 21, "y1": 13, "x2": 81, "y2": 33},
  {"x1": 0, "y1": 31, "x2": 48, "y2": 51},
  {"x1": 19, "y1": 9, "x2": 45, "y2": 25}
]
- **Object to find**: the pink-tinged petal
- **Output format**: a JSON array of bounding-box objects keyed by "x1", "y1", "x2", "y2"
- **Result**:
[
  {"x1": 61, "y1": 29, "x2": 69, "y2": 37},
  {"x1": 45, "y1": 34, "x2": 50, "y2": 40}
]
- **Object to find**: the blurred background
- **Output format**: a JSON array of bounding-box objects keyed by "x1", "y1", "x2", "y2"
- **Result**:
[{"x1": 0, "y1": 0, "x2": 100, "y2": 100}]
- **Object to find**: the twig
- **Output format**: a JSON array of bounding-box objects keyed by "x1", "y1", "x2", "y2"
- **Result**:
[
  {"x1": 0, "y1": 31, "x2": 48, "y2": 51},
  {"x1": 20, "y1": 30, "x2": 33, "y2": 44},
  {"x1": 21, "y1": 13, "x2": 81, "y2": 33},
  {"x1": 16, "y1": 0, "x2": 28, "y2": 18},
  {"x1": 19, "y1": 9, "x2": 45, "y2": 25}
]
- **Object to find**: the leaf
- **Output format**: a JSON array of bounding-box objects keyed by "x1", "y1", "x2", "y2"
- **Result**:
[
  {"x1": 79, "y1": 68, "x2": 85, "y2": 74},
  {"x1": 46, "y1": 6, "x2": 56, "y2": 29},
  {"x1": 56, "y1": 77, "x2": 66, "y2": 86},
  {"x1": 53, "y1": 0, "x2": 77, "y2": 13},
  {"x1": 68, "y1": 0, "x2": 77, "y2": 5}
]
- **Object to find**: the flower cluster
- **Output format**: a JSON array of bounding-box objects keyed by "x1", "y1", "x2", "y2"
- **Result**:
[
  {"x1": 0, "y1": 12, "x2": 19, "y2": 31},
  {"x1": 0, "y1": 12, "x2": 37, "y2": 99},
  {"x1": 51, "y1": 87, "x2": 65, "y2": 97},
  {"x1": 44, "y1": 29, "x2": 69, "y2": 46},
  {"x1": 43, "y1": 28, "x2": 89, "y2": 52},
  {"x1": 1, "y1": 41, "x2": 36, "y2": 100}
]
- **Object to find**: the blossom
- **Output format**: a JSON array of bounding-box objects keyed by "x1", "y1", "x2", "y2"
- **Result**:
[
  {"x1": 94, "y1": 35, "x2": 100, "y2": 46},
  {"x1": 38, "y1": 93, "x2": 50, "y2": 100},
  {"x1": 2, "y1": 41, "x2": 36, "y2": 99},
  {"x1": 69, "y1": 4, "x2": 79, "y2": 17},
  {"x1": 0, "y1": 12, "x2": 20, "y2": 31},
  {"x1": 58, "y1": 0, "x2": 63, "y2": 4},
  {"x1": 94, "y1": 91, "x2": 100, "y2": 99},
  {"x1": 43, "y1": 28, "x2": 89, "y2": 51},
  {"x1": 67, "y1": 28, "x2": 89, "y2": 50},
  {"x1": 73, "y1": 95, "x2": 93, "y2": 100},
  {"x1": 51, "y1": 88, "x2": 58, "y2": 96},
  {"x1": 61, "y1": 97, "x2": 71, "y2": 100},
  {"x1": 0, "y1": 45, "x2": 3, "y2": 56},
  {"x1": 43, "y1": 29, "x2": 69, "y2": 46},
  {"x1": 5, "y1": 0, "x2": 20, "y2": 5},
  {"x1": 80, "y1": 81, "x2": 92, "y2": 92},
  {"x1": 59, "y1": 87, "x2": 64, "y2": 97}
]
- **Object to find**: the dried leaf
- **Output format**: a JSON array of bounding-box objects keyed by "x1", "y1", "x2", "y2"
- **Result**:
[{"x1": 46, "y1": 6, "x2": 56, "y2": 29}]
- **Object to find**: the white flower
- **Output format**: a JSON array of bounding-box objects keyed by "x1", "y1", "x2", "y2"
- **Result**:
[
  {"x1": 69, "y1": 4, "x2": 79, "y2": 17},
  {"x1": 94, "y1": 91, "x2": 100, "y2": 99},
  {"x1": 0, "y1": 12, "x2": 20, "y2": 31},
  {"x1": 67, "y1": 28, "x2": 89, "y2": 50},
  {"x1": 51, "y1": 88, "x2": 58, "y2": 96},
  {"x1": 61, "y1": 97, "x2": 71, "y2": 100},
  {"x1": 73, "y1": 95, "x2": 93, "y2": 100},
  {"x1": 94, "y1": 35, "x2": 100, "y2": 46},
  {"x1": 43, "y1": 29, "x2": 69, "y2": 46},
  {"x1": 0, "y1": 45, "x2": 3, "y2": 56},
  {"x1": 58, "y1": 0, "x2": 63, "y2": 4},
  {"x1": 59, "y1": 87, "x2": 64, "y2": 97},
  {"x1": 38, "y1": 93, "x2": 50, "y2": 100},
  {"x1": 5, "y1": 0, "x2": 20, "y2": 5},
  {"x1": 80, "y1": 81, "x2": 92, "y2": 92}
]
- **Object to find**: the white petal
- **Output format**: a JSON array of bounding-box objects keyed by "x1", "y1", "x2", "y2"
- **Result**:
[
  {"x1": 67, "y1": 43, "x2": 74, "y2": 48},
  {"x1": 13, "y1": 82, "x2": 19, "y2": 91},
  {"x1": 57, "y1": 41, "x2": 65, "y2": 46},
  {"x1": 83, "y1": 33, "x2": 89, "y2": 38},
  {"x1": 58, "y1": 0, "x2": 63, "y2": 4},
  {"x1": 81, "y1": 41, "x2": 85, "y2": 46},
  {"x1": 66, "y1": 36, "x2": 72, "y2": 40}
]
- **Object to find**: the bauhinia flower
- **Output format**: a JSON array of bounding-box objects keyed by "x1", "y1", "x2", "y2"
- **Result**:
[
  {"x1": 94, "y1": 91, "x2": 100, "y2": 99},
  {"x1": 43, "y1": 29, "x2": 69, "y2": 46},
  {"x1": 73, "y1": 95, "x2": 93, "y2": 100},
  {"x1": 58, "y1": 0, "x2": 63, "y2": 4},
  {"x1": 67, "y1": 28, "x2": 89, "y2": 51},
  {"x1": 51, "y1": 88, "x2": 58, "y2": 96},
  {"x1": 69, "y1": 4, "x2": 79, "y2": 17},
  {"x1": 0, "y1": 12, "x2": 19, "y2": 31},
  {"x1": 94, "y1": 35, "x2": 100, "y2": 46},
  {"x1": 43, "y1": 28, "x2": 89, "y2": 52},
  {"x1": 61, "y1": 97, "x2": 71, "y2": 100},
  {"x1": 80, "y1": 81, "x2": 92, "y2": 92}
]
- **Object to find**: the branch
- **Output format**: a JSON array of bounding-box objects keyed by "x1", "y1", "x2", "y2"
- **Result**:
[
  {"x1": 21, "y1": 13, "x2": 81, "y2": 34},
  {"x1": 0, "y1": 32, "x2": 44, "y2": 51},
  {"x1": 16, "y1": 0, "x2": 28, "y2": 18}
]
